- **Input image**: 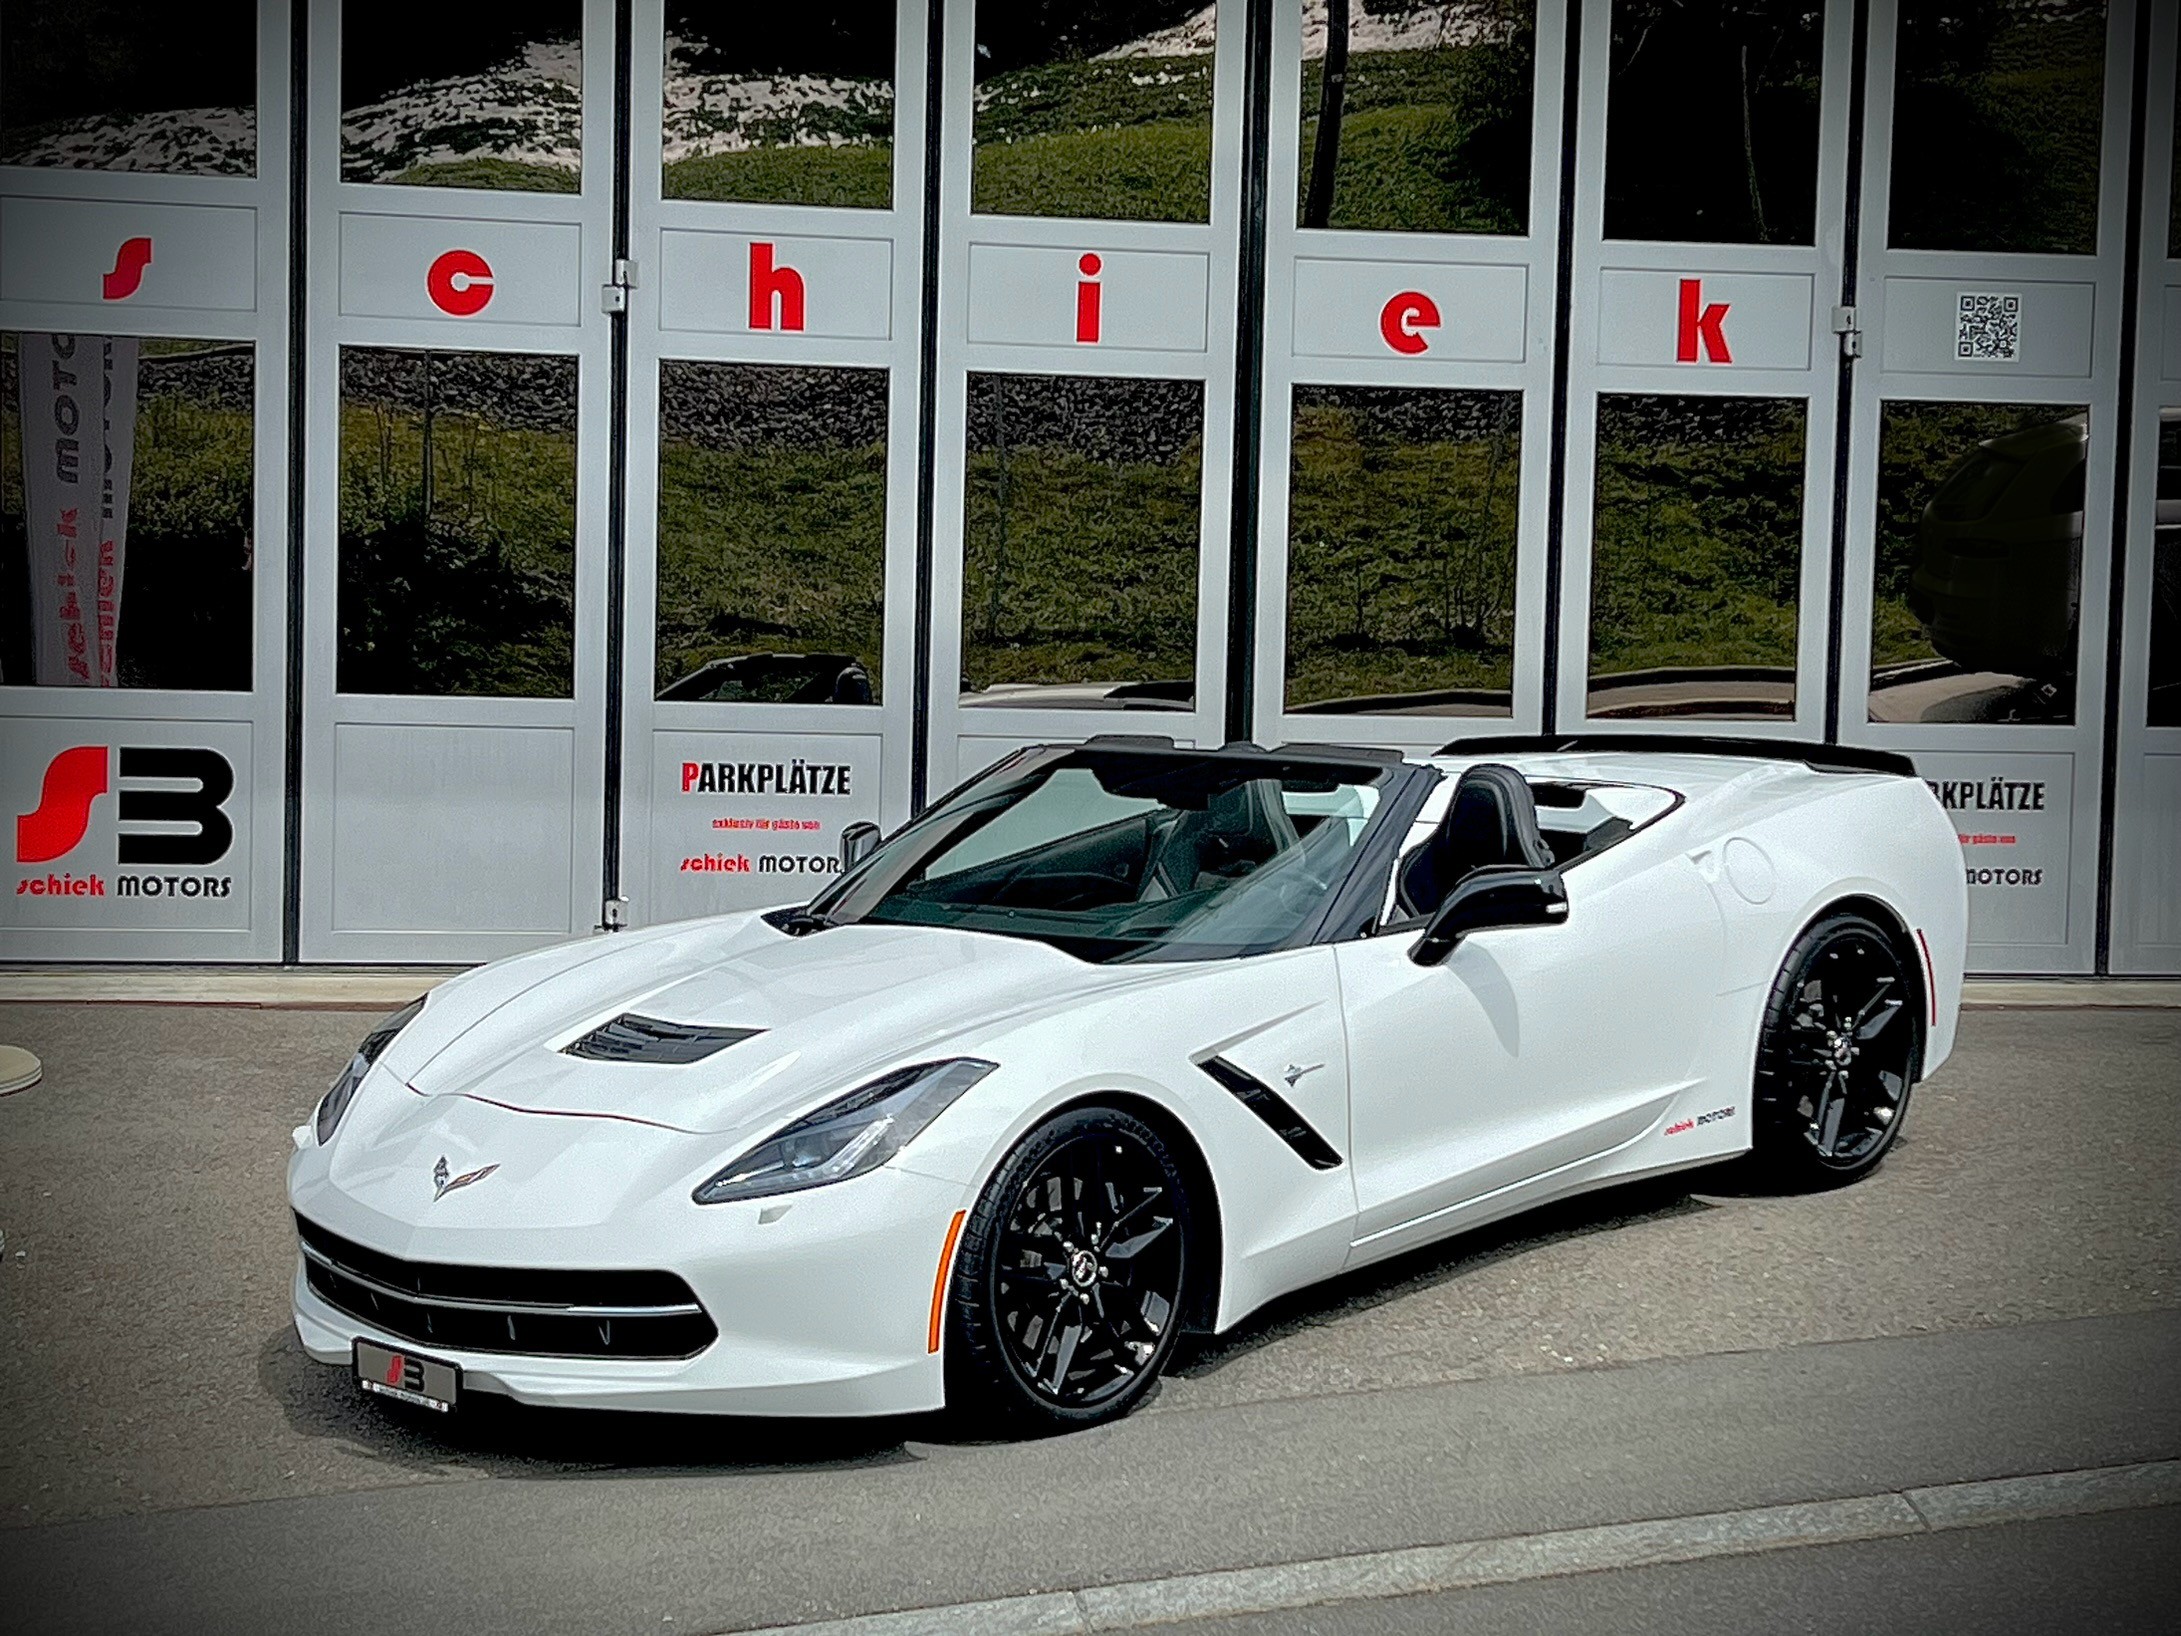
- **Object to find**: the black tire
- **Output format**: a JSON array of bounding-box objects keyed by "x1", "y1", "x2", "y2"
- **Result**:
[
  {"x1": 946, "y1": 1105, "x2": 1193, "y2": 1432},
  {"x1": 1750, "y1": 911, "x2": 1922, "y2": 1189}
]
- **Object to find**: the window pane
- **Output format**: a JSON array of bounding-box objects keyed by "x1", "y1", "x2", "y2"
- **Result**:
[
  {"x1": 341, "y1": 2, "x2": 582, "y2": 191},
  {"x1": 2, "y1": 335, "x2": 255, "y2": 690},
  {"x1": 656, "y1": 362, "x2": 888, "y2": 703},
  {"x1": 1868, "y1": 401, "x2": 2087, "y2": 726},
  {"x1": 2154, "y1": 410, "x2": 2179, "y2": 726},
  {"x1": 962, "y1": 373, "x2": 1202, "y2": 709},
  {"x1": 973, "y1": 1, "x2": 1216, "y2": 222},
  {"x1": 1888, "y1": 0, "x2": 2105, "y2": 255},
  {"x1": 1603, "y1": 0, "x2": 1823, "y2": 245},
  {"x1": 1296, "y1": 0, "x2": 1534, "y2": 235},
  {"x1": 1588, "y1": 393, "x2": 1805, "y2": 719},
  {"x1": 0, "y1": 0, "x2": 256, "y2": 176},
  {"x1": 337, "y1": 348, "x2": 576, "y2": 697},
  {"x1": 2170, "y1": 58, "x2": 2181, "y2": 260},
  {"x1": 663, "y1": 4, "x2": 895, "y2": 208},
  {"x1": 1286, "y1": 385, "x2": 1520, "y2": 716}
]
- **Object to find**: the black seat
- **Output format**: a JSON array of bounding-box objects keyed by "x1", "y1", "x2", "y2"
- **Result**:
[{"x1": 1395, "y1": 763, "x2": 1555, "y2": 918}]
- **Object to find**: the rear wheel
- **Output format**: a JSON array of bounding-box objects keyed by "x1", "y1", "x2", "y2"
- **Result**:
[
  {"x1": 946, "y1": 1106, "x2": 1192, "y2": 1431},
  {"x1": 1751, "y1": 912, "x2": 1920, "y2": 1188}
]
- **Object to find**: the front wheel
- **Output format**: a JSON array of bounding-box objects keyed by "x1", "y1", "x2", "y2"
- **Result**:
[
  {"x1": 1750, "y1": 912, "x2": 1920, "y2": 1188},
  {"x1": 946, "y1": 1105, "x2": 1193, "y2": 1432}
]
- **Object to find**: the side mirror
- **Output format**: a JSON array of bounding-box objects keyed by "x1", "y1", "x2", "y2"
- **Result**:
[
  {"x1": 1410, "y1": 866, "x2": 1568, "y2": 967},
  {"x1": 839, "y1": 821, "x2": 881, "y2": 871}
]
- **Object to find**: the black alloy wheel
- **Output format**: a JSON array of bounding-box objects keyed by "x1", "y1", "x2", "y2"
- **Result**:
[
  {"x1": 947, "y1": 1106, "x2": 1192, "y2": 1430},
  {"x1": 1752, "y1": 911, "x2": 1921, "y2": 1187}
]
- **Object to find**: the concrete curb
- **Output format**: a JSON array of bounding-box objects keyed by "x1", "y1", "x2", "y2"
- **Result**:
[{"x1": 733, "y1": 1460, "x2": 2181, "y2": 1636}]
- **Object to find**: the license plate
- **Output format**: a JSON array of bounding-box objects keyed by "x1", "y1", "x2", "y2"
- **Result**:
[{"x1": 354, "y1": 1339, "x2": 459, "y2": 1413}]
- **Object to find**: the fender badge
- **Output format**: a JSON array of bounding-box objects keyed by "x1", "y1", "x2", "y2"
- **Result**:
[
  {"x1": 1282, "y1": 1062, "x2": 1323, "y2": 1090},
  {"x1": 432, "y1": 1155, "x2": 499, "y2": 1202}
]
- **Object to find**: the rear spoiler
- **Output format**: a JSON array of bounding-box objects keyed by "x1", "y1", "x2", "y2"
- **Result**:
[{"x1": 1436, "y1": 733, "x2": 1919, "y2": 779}]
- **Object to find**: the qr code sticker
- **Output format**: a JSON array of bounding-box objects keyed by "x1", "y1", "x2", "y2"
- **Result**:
[{"x1": 1956, "y1": 292, "x2": 2021, "y2": 362}]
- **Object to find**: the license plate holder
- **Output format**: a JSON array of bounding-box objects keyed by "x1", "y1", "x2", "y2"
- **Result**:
[{"x1": 353, "y1": 1339, "x2": 460, "y2": 1413}]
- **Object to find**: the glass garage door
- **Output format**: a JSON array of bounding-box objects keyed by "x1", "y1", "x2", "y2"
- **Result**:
[{"x1": 296, "y1": 0, "x2": 616, "y2": 962}]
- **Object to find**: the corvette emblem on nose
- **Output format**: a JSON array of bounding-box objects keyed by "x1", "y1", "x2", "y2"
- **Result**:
[{"x1": 431, "y1": 1155, "x2": 499, "y2": 1202}]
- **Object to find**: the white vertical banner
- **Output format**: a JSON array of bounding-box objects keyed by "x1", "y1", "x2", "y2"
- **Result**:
[
  {"x1": 95, "y1": 338, "x2": 140, "y2": 687},
  {"x1": 15, "y1": 333, "x2": 105, "y2": 685}
]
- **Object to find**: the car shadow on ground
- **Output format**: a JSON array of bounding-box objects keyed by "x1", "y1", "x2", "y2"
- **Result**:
[
  {"x1": 1171, "y1": 1171, "x2": 1727, "y2": 1382},
  {"x1": 256, "y1": 1165, "x2": 1750, "y2": 1478}
]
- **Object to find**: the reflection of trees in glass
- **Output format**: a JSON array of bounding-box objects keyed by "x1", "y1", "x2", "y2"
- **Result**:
[
  {"x1": 1285, "y1": 387, "x2": 1519, "y2": 712},
  {"x1": 654, "y1": 363, "x2": 887, "y2": 697},
  {"x1": 662, "y1": 1, "x2": 895, "y2": 208},
  {"x1": 340, "y1": 2, "x2": 583, "y2": 191},
  {"x1": 973, "y1": 1, "x2": 1216, "y2": 222},
  {"x1": 1298, "y1": 0, "x2": 1534, "y2": 236},
  {"x1": 337, "y1": 351, "x2": 577, "y2": 698},
  {"x1": 0, "y1": 0, "x2": 256, "y2": 175},
  {"x1": 963, "y1": 374, "x2": 1202, "y2": 694},
  {"x1": 1889, "y1": 0, "x2": 2106, "y2": 255},
  {"x1": 1589, "y1": 394, "x2": 1804, "y2": 688},
  {"x1": 1871, "y1": 401, "x2": 2086, "y2": 723},
  {"x1": 1604, "y1": 0, "x2": 1822, "y2": 245},
  {"x1": 0, "y1": 338, "x2": 255, "y2": 689}
]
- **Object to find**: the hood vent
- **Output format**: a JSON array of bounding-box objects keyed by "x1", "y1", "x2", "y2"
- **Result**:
[{"x1": 563, "y1": 1014, "x2": 763, "y2": 1065}]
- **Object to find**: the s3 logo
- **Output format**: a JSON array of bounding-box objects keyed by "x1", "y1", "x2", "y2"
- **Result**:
[{"x1": 15, "y1": 746, "x2": 234, "y2": 865}]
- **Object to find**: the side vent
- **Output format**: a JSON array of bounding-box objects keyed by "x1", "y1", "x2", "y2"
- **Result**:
[
  {"x1": 564, "y1": 1014, "x2": 763, "y2": 1065},
  {"x1": 1198, "y1": 1056, "x2": 1343, "y2": 1170}
]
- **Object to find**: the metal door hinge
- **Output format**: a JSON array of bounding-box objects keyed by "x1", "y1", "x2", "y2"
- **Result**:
[
  {"x1": 1831, "y1": 304, "x2": 1862, "y2": 359},
  {"x1": 601, "y1": 896, "x2": 630, "y2": 931},
  {"x1": 601, "y1": 258, "x2": 638, "y2": 315}
]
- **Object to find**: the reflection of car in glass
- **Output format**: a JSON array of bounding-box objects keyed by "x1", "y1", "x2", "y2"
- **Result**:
[
  {"x1": 659, "y1": 652, "x2": 871, "y2": 704},
  {"x1": 292, "y1": 736, "x2": 1964, "y2": 1433},
  {"x1": 959, "y1": 679, "x2": 1194, "y2": 710},
  {"x1": 1907, "y1": 415, "x2": 2086, "y2": 689}
]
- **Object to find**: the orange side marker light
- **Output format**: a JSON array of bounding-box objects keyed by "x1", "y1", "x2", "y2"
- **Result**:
[{"x1": 928, "y1": 1209, "x2": 968, "y2": 1354}]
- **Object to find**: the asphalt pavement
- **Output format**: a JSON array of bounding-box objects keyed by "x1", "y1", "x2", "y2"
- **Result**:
[{"x1": 0, "y1": 1000, "x2": 2174, "y2": 1633}]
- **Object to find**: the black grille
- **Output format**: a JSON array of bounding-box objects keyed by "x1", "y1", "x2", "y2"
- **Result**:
[
  {"x1": 296, "y1": 1216, "x2": 717, "y2": 1360},
  {"x1": 563, "y1": 1013, "x2": 763, "y2": 1064}
]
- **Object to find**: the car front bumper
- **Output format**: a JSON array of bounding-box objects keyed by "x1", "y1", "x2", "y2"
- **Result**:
[{"x1": 288, "y1": 1148, "x2": 967, "y2": 1418}]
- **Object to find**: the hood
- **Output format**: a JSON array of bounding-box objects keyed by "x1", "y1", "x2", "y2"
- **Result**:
[{"x1": 396, "y1": 914, "x2": 1161, "y2": 1142}]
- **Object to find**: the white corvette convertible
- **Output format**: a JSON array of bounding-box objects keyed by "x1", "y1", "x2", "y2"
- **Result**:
[{"x1": 291, "y1": 735, "x2": 1965, "y2": 1429}]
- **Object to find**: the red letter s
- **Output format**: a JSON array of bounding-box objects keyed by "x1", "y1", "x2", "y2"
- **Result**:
[{"x1": 16, "y1": 745, "x2": 110, "y2": 864}]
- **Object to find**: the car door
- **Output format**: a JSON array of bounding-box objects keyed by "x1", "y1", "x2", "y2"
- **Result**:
[{"x1": 1335, "y1": 822, "x2": 1725, "y2": 1260}]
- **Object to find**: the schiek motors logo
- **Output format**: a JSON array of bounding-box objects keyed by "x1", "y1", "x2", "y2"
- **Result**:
[
  {"x1": 14, "y1": 745, "x2": 236, "y2": 902},
  {"x1": 432, "y1": 1156, "x2": 499, "y2": 1202}
]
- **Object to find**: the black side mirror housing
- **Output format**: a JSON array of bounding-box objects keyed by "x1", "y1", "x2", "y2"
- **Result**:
[
  {"x1": 839, "y1": 821, "x2": 881, "y2": 872},
  {"x1": 1410, "y1": 866, "x2": 1568, "y2": 966}
]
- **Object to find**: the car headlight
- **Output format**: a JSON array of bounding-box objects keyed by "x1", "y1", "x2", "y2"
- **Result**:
[
  {"x1": 692, "y1": 1058, "x2": 995, "y2": 1205},
  {"x1": 315, "y1": 997, "x2": 424, "y2": 1145}
]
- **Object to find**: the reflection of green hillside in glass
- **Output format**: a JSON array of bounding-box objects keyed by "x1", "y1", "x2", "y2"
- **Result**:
[
  {"x1": 665, "y1": 144, "x2": 894, "y2": 208},
  {"x1": 974, "y1": 56, "x2": 1214, "y2": 221},
  {"x1": 0, "y1": 340, "x2": 255, "y2": 690},
  {"x1": 336, "y1": 402, "x2": 576, "y2": 698},
  {"x1": 1298, "y1": 40, "x2": 1533, "y2": 235},
  {"x1": 655, "y1": 440, "x2": 887, "y2": 695},
  {"x1": 1890, "y1": 1, "x2": 2106, "y2": 254},
  {"x1": 964, "y1": 417, "x2": 1203, "y2": 690},
  {"x1": 388, "y1": 157, "x2": 579, "y2": 192},
  {"x1": 1588, "y1": 399, "x2": 1805, "y2": 681},
  {"x1": 1285, "y1": 392, "x2": 1520, "y2": 710}
]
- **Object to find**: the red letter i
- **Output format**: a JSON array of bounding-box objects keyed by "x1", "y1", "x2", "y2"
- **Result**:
[{"x1": 1075, "y1": 253, "x2": 1102, "y2": 344}]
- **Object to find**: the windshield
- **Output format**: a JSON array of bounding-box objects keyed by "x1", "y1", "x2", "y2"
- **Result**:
[{"x1": 808, "y1": 748, "x2": 1395, "y2": 962}]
